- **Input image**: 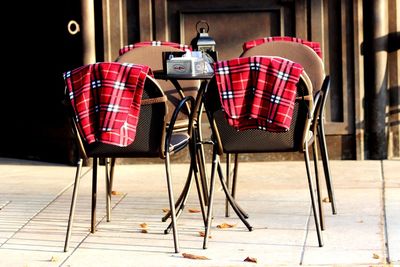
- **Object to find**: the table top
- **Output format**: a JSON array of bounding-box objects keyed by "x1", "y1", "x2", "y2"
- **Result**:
[{"x1": 153, "y1": 70, "x2": 214, "y2": 80}]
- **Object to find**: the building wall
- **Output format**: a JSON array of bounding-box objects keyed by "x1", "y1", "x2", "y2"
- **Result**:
[
  {"x1": 102, "y1": 0, "x2": 399, "y2": 160},
  {"x1": 1, "y1": 0, "x2": 398, "y2": 164}
]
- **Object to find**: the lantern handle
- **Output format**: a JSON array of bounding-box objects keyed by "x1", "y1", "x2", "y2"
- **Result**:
[{"x1": 195, "y1": 20, "x2": 209, "y2": 33}]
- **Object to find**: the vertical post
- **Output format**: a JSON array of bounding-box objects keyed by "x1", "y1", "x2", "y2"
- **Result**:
[
  {"x1": 354, "y1": 0, "x2": 365, "y2": 159},
  {"x1": 81, "y1": 0, "x2": 96, "y2": 64},
  {"x1": 139, "y1": 0, "x2": 153, "y2": 41},
  {"x1": 102, "y1": 0, "x2": 127, "y2": 61},
  {"x1": 387, "y1": 0, "x2": 400, "y2": 158},
  {"x1": 363, "y1": 0, "x2": 389, "y2": 159},
  {"x1": 295, "y1": 0, "x2": 307, "y2": 39},
  {"x1": 154, "y1": 0, "x2": 168, "y2": 41}
]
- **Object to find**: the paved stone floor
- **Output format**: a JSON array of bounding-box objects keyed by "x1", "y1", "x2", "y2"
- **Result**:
[{"x1": 0, "y1": 157, "x2": 399, "y2": 267}]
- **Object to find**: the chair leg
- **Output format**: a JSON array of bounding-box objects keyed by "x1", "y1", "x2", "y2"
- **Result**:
[
  {"x1": 195, "y1": 106, "x2": 209, "y2": 206},
  {"x1": 217, "y1": 162, "x2": 249, "y2": 219},
  {"x1": 225, "y1": 153, "x2": 231, "y2": 217},
  {"x1": 231, "y1": 153, "x2": 239, "y2": 203},
  {"x1": 196, "y1": 137, "x2": 209, "y2": 206},
  {"x1": 110, "y1": 158, "x2": 116, "y2": 193},
  {"x1": 192, "y1": 125, "x2": 207, "y2": 224},
  {"x1": 217, "y1": 162, "x2": 252, "y2": 230},
  {"x1": 163, "y1": 167, "x2": 195, "y2": 233},
  {"x1": 225, "y1": 153, "x2": 241, "y2": 219},
  {"x1": 162, "y1": 167, "x2": 193, "y2": 221},
  {"x1": 64, "y1": 158, "x2": 83, "y2": 252},
  {"x1": 224, "y1": 153, "x2": 242, "y2": 218},
  {"x1": 163, "y1": 127, "x2": 206, "y2": 229},
  {"x1": 164, "y1": 159, "x2": 208, "y2": 233},
  {"x1": 203, "y1": 148, "x2": 219, "y2": 249},
  {"x1": 318, "y1": 123, "x2": 337, "y2": 214},
  {"x1": 105, "y1": 158, "x2": 112, "y2": 222},
  {"x1": 165, "y1": 152, "x2": 180, "y2": 253},
  {"x1": 304, "y1": 145, "x2": 324, "y2": 247},
  {"x1": 91, "y1": 157, "x2": 98, "y2": 233},
  {"x1": 312, "y1": 140, "x2": 325, "y2": 230}
]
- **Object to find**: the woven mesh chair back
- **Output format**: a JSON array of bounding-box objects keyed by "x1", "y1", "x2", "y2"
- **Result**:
[{"x1": 240, "y1": 41, "x2": 325, "y2": 94}]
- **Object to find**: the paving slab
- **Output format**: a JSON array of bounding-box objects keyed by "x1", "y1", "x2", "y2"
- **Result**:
[{"x1": 383, "y1": 160, "x2": 400, "y2": 264}]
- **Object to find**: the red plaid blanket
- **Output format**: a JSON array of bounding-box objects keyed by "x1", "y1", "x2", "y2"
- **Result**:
[
  {"x1": 242, "y1": 36, "x2": 322, "y2": 59},
  {"x1": 63, "y1": 62, "x2": 151, "y2": 146},
  {"x1": 119, "y1": 41, "x2": 191, "y2": 56},
  {"x1": 214, "y1": 56, "x2": 303, "y2": 132}
]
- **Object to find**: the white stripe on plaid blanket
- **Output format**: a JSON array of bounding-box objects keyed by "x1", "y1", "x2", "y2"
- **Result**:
[
  {"x1": 91, "y1": 80, "x2": 102, "y2": 88},
  {"x1": 113, "y1": 81, "x2": 126, "y2": 90},
  {"x1": 270, "y1": 94, "x2": 281, "y2": 104},
  {"x1": 107, "y1": 104, "x2": 120, "y2": 112},
  {"x1": 221, "y1": 91, "x2": 234, "y2": 99}
]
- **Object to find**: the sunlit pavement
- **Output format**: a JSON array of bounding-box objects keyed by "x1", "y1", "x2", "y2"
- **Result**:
[{"x1": 0, "y1": 157, "x2": 399, "y2": 267}]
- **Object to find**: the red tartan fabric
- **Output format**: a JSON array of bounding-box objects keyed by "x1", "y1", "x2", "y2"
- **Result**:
[
  {"x1": 119, "y1": 41, "x2": 191, "y2": 56},
  {"x1": 214, "y1": 56, "x2": 303, "y2": 132},
  {"x1": 63, "y1": 62, "x2": 151, "y2": 147},
  {"x1": 242, "y1": 36, "x2": 322, "y2": 59}
]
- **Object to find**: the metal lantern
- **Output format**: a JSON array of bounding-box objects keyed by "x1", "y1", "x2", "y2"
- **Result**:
[{"x1": 190, "y1": 20, "x2": 216, "y2": 52}]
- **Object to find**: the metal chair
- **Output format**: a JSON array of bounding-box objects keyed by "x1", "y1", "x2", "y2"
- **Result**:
[
  {"x1": 63, "y1": 62, "x2": 194, "y2": 253},
  {"x1": 201, "y1": 59, "x2": 324, "y2": 248},
  {"x1": 231, "y1": 41, "x2": 337, "y2": 224}
]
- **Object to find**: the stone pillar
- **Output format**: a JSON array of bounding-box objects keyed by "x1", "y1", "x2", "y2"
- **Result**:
[
  {"x1": 81, "y1": 0, "x2": 96, "y2": 64},
  {"x1": 387, "y1": 0, "x2": 400, "y2": 158},
  {"x1": 363, "y1": 0, "x2": 389, "y2": 159}
]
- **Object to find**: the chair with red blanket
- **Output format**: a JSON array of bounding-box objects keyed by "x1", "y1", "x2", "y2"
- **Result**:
[
  {"x1": 240, "y1": 38, "x2": 337, "y2": 222},
  {"x1": 63, "y1": 62, "x2": 194, "y2": 253},
  {"x1": 201, "y1": 56, "x2": 324, "y2": 248}
]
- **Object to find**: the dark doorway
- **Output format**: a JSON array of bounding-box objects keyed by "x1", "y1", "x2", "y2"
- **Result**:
[{"x1": 0, "y1": 1, "x2": 84, "y2": 164}]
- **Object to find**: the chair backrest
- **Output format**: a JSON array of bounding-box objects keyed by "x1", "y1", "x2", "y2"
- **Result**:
[
  {"x1": 67, "y1": 75, "x2": 168, "y2": 159},
  {"x1": 319, "y1": 76, "x2": 331, "y2": 121},
  {"x1": 116, "y1": 45, "x2": 200, "y2": 116},
  {"x1": 310, "y1": 76, "x2": 330, "y2": 133},
  {"x1": 203, "y1": 75, "x2": 314, "y2": 155},
  {"x1": 240, "y1": 41, "x2": 325, "y2": 94}
]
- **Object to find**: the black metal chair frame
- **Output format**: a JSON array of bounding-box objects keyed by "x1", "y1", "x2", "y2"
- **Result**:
[
  {"x1": 223, "y1": 41, "x2": 338, "y2": 229},
  {"x1": 234, "y1": 41, "x2": 337, "y2": 221},
  {"x1": 225, "y1": 76, "x2": 336, "y2": 231},
  {"x1": 315, "y1": 76, "x2": 336, "y2": 215},
  {"x1": 201, "y1": 74, "x2": 324, "y2": 248},
  {"x1": 63, "y1": 75, "x2": 194, "y2": 253}
]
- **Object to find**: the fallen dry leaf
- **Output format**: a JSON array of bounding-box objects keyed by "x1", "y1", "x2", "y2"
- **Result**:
[
  {"x1": 372, "y1": 253, "x2": 380, "y2": 259},
  {"x1": 322, "y1": 197, "x2": 330, "y2": 203},
  {"x1": 188, "y1": 208, "x2": 201, "y2": 213},
  {"x1": 111, "y1": 191, "x2": 123, "y2": 195},
  {"x1": 244, "y1": 256, "x2": 257, "y2": 263},
  {"x1": 162, "y1": 208, "x2": 170, "y2": 213},
  {"x1": 198, "y1": 231, "x2": 212, "y2": 238},
  {"x1": 216, "y1": 222, "x2": 236, "y2": 229},
  {"x1": 50, "y1": 256, "x2": 59, "y2": 262},
  {"x1": 182, "y1": 253, "x2": 209, "y2": 260},
  {"x1": 139, "y1": 223, "x2": 148, "y2": 233}
]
